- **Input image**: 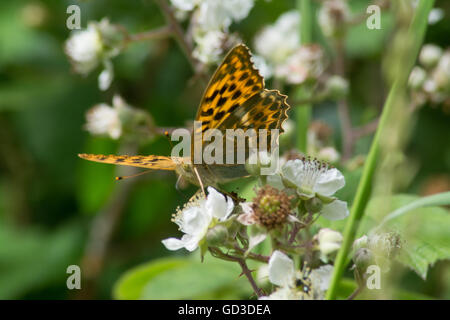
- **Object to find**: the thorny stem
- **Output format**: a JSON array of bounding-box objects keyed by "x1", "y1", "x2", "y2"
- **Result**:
[
  {"x1": 209, "y1": 247, "x2": 264, "y2": 297},
  {"x1": 233, "y1": 245, "x2": 270, "y2": 263},
  {"x1": 347, "y1": 286, "x2": 364, "y2": 300},
  {"x1": 124, "y1": 25, "x2": 172, "y2": 44},
  {"x1": 237, "y1": 259, "x2": 265, "y2": 298}
]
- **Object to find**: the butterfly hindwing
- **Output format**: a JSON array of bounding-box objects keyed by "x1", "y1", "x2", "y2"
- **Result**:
[{"x1": 78, "y1": 154, "x2": 178, "y2": 170}]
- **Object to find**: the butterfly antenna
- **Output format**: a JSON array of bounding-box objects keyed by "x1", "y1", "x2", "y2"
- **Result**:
[
  {"x1": 164, "y1": 131, "x2": 174, "y2": 149},
  {"x1": 115, "y1": 169, "x2": 153, "y2": 181}
]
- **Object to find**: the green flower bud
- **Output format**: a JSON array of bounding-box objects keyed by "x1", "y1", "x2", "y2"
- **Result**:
[
  {"x1": 305, "y1": 197, "x2": 323, "y2": 213},
  {"x1": 206, "y1": 224, "x2": 228, "y2": 247},
  {"x1": 325, "y1": 75, "x2": 349, "y2": 100}
]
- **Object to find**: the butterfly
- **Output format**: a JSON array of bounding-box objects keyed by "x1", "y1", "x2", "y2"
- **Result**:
[{"x1": 79, "y1": 44, "x2": 290, "y2": 191}]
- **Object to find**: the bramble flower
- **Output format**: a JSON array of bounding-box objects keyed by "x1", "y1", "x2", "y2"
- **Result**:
[
  {"x1": 325, "y1": 75, "x2": 349, "y2": 100},
  {"x1": 261, "y1": 250, "x2": 333, "y2": 300},
  {"x1": 419, "y1": 44, "x2": 443, "y2": 68},
  {"x1": 173, "y1": 0, "x2": 254, "y2": 64},
  {"x1": 408, "y1": 66, "x2": 427, "y2": 89},
  {"x1": 316, "y1": 228, "x2": 343, "y2": 259},
  {"x1": 254, "y1": 10, "x2": 300, "y2": 65},
  {"x1": 65, "y1": 18, "x2": 122, "y2": 90},
  {"x1": 162, "y1": 187, "x2": 234, "y2": 252},
  {"x1": 192, "y1": 29, "x2": 226, "y2": 64},
  {"x1": 275, "y1": 45, "x2": 325, "y2": 85},
  {"x1": 318, "y1": 0, "x2": 351, "y2": 38},
  {"x1": 251, "y1": 185, "x2": 293, "y2": 230},
  {"x1": 196, "y1": 0, "x2": 254, "y2": 30},
  {"x1": 281, "y1": 158, "x2": 348, "y2": 220},
  {"x1": 317, "y1": 147, "x2": 340, "y2": 163},
  {"x1": 85, "y1": 100, "x2": 122, "y2": 139},
  {"x1": 251, "y1": 55, "x2": 273, "y2": 79}
]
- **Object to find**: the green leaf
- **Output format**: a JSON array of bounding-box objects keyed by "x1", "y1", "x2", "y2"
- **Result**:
[
  {"x1": 113, "y1": 258, "x2": 189, "y2": 300},
  {"x1": 0, "y1": 223, "x2": 82, "y2": 299},
  {"x1": 114, "y1": 256, "x2": 253, "y2": 300},
  {"x1": 364, "y1": 194, "x2": 450, "y2": 279}
]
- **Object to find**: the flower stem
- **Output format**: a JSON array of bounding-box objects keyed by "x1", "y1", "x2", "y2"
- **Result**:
[
  {"x1": 325, "y1": 0, "x2": 435, "y2": 300},
  {"x1": 295, "y1": 0, "x2": 313, "y2": 153}
]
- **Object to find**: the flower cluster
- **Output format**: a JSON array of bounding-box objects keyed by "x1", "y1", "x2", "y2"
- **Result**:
[
  {"x1": 65, "y1": 18, "x2": 123, "y2": 90},
  {"x1": 170, "y1": 0, "x2": 255, "y2": 64},
  {"x1": 84, "y1": 95, "x2": 154, "y2": 141},
  {"x1": 253, "y1": 11, "x2": 326, "y2": 85},
  {"x1": 161, "y1": 153, "x2": 351, "y2": 299},
  {"x1": 409, "y1": 44, "x2": 450, "y2": 110}
]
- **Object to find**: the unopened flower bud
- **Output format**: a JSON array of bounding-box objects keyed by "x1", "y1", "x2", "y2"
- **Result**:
[
  {"x1": 408, "y1": 66, "x2": 426, "y2": 89},
  {"x1": 325, "y1": 75, "x2": 349, "y2": 100},
  {"x1": 305, "y1": 197, "x2": 323, "y2": 213},
  {"x1": 245, "y1": 151, "x2": 272, "y2": 176},
  {"x1": 317, "y1": 228, "x2": 343, "y2": 256},
  {"x1": 419, "y1": 44, "x2": 442, "y2": 68},
  {"x1": 353, "y1": 235, "x2": 369, "y2": 251},
  {"x1": 353, "y1": 247, "x2": 374, "y2": 272},
  {"x1": 206, "y1": 224, "x2": 229, "y2": 247}
]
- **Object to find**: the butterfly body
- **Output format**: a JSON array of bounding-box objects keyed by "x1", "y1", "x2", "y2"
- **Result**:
[{"x1": 79, "y1": 44, "x2": 290, "y2": 188}]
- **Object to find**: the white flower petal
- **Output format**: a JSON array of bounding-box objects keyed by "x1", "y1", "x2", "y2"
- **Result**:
[
  {"x1": 180, "y1": 206, "x2": 210, "y2": 235},
  {"x1": 98, "y1": 62, "x2": 114, "y2": 91},
  {"x1": 247, "y1": 233, "x2": 267, "y2": 253},
  {"x1": 281, "y1": 159, "x2": 304, "y2": 187},
  {"x1": 310, "y1": 265, "x2": 333, "y2": 293},
  {"x1": 268, "y1": 250, "x2": 295, "y2": 287},
  {"x1": 321, "y1": 200, "x2": 349, "y2": 220},
  {"x1": 314, "y1": 167, "x2": 345, "y2": 196},
  {"x1": 237, "y1": 202, "x2": 256, "y2": 225},
  {"x1": 205, "y1": 187, "x2": 234, "y2": 220},
  {"x1": 161, "y1": 237, "x2": 186, "y2": 251}
]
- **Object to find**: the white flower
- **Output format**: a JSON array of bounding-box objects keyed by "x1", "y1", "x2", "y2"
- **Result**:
[
  {"x1": 419, "y1": 44, "x2": 443, "y2": 68},
  {"x1": 251, "y1": 55, "x2": 273, "y2": 79},
  {"x1": 282, "y1": 159, "x2": 345, "y2": 197},
  {"x1": 192, "y1": 29, "x2": 226, "y2": 64},
  {"x1": 197, "y1": 0, "x2": 254, "y2": 30},
  {"x1": 261, "y1": 250, "x2": 333, "y2": 300},
  {"x1": 275, "y1": 45, "x2": 324, "y2": 84},
  {"x1": 254, "y1": 10, "x2": 300, "y2": 65},
  {"x1": 318, "y1": 0, "x2": 351, "y2": 38},
  {"x1": 85, "y1": 103, "x2": 122, "y2": 139},
  {"x1": 268, "y1": 251, "x2": 295, "y2": 287},
  {"x1": 170, "y1": 0, "x2": 200, "y2": 11},
  {"x1": 317, "y1": 147, "x2": 340, "y2": 163},
  {"x1": 98, "y1": 60, "x2": 114, "y2": 91},
  {"x1": 432, "y1": 51, "x2": 450, "y2": 89},
  {"x1": 65, "y1": 23, "x2": 102, "y2": 74},
  {"x1": 408, "y1": 66, "x2": 426, "y2": 89},
  {"x1": 317, "y1": 228, "x2": 343, "y2": 257},
  {"x1": 162, "y1": 187, "x2": 234, "y2": 252},
  {"x1": 65, "y1": 18, "x2": 122, "y2": 89},
  {"x1": 281, "y1": 158, "x2": 348, "y2": 220},
  {"x1": 428, "y1": 8, "x2": 444, "y2": 25},
  {"x1": 84, "y1": 95, "x2": 134, "y2": 139}
]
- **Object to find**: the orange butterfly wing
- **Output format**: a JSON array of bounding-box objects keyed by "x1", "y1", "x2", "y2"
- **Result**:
[{"x1": 78, "y1": 154, "x2": 179, "y2": 170}]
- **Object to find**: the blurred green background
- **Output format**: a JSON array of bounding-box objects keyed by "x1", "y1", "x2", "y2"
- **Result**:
[{"x1": 0, "y1": 0, "x2": 449, "y2": 299}]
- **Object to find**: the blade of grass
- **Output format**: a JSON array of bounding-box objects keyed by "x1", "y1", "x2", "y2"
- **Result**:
[
  {"x1": 296, "y1": 0, "x2": 313, "y2": 152},
  {"x1": 326, "y1": 0, "x2": 435, "y2": 300}
]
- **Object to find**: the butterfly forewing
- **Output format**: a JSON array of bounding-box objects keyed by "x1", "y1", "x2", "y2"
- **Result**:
[{"x1": 78, "y1": 154, "x2": 178, "y2": 170}]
